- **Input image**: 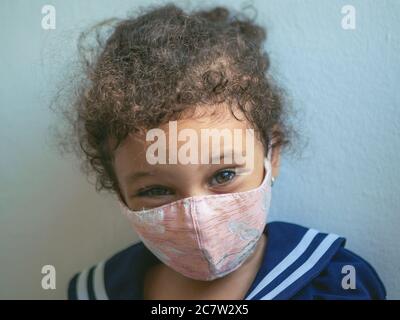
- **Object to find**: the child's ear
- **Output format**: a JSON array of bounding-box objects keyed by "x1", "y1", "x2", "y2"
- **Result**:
[
  {"x1": 269, "y1": 124, "x2": 282, "y2": 179},
  {"x1": 271, "y1": 145, "x2": 281, "y2": 179}
]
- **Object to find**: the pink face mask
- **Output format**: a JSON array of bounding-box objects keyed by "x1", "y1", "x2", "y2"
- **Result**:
[{"x1": 118, "y1": 149, "x2": 273, "y2": 281}]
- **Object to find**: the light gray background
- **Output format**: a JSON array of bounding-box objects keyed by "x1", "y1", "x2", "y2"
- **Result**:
[{"x1": 1, "y1": 0, "x2": 399, "y2": 299}]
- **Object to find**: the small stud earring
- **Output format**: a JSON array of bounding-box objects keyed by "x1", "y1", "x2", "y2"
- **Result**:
[{"x1": 271, "y1": 176, "x2": 275, "y2": 187}]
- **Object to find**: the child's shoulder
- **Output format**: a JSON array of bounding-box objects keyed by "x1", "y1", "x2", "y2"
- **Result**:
[
  {"x1": 67, "y1": 240, "x2": 156, "y2": 300},
  {"x1": 67, "y1": 221, "x2": 386, "y2": 300},
  {"x1": 248, "y1": 221, "x2": 386, "y2": 300}
]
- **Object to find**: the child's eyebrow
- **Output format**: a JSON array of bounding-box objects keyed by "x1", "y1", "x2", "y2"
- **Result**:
[
  {"x1": 210, "y1": 150, "x2": 246, "y2": 164},
  {"x1": 124, "y1": 171, "x2": 155, "y2": 184}
]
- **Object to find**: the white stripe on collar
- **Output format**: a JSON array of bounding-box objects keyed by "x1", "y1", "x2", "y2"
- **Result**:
[
  {"x1": 76, "y1": 268, "x2": 89, "y2": 300},
  {"x1": 260, "y1": 233, "x2": 340, "y2": 300},
  {"x1": 93, "y1": 261, "x2": 109, "y2": 300},
  {"x1": 245, "y1": 228, "x2": 319, "y2": 300}
]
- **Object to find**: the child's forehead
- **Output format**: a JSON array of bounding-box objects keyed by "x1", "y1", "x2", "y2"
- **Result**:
[
  {"x1": 163, "y1": 112, "x2": 249, "y2": 132},
  {"x1": 146, "y1": 103, "x2": 251, "y2": 135},
  {"x1": 111, "y1": 104, "x2": 256, "y2": 165}
]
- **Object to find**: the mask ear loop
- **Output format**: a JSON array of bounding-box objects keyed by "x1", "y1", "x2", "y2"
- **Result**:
[{"x1": 265, "y1": 141, "x2": 274, "y2": 187}]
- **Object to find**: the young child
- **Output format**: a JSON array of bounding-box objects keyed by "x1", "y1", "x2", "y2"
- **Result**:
[{"x1": 64, "y1": 4, "x2": 386, "y2": 300}]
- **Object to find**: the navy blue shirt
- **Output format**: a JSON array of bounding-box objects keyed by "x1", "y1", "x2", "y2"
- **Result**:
[{"x1": 68, "y1": 221, "x2": 386, "y2": 300}]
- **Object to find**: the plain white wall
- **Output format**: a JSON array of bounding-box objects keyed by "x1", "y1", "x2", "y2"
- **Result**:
[{"x1": 1, "y1": 0, "x2": 399, "y2": 299}]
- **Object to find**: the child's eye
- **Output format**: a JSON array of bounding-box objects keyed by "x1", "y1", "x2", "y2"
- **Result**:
[
  {"x1": 136, "y1": 186, "x2": 173, "y2": 197},
  {"x1": 210, "y1": 169, "x2": 236, "y2": 186}
]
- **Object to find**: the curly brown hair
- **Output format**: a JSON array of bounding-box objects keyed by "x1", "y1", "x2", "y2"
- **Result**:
[{"x1": 52, "y1": 3, "x2": 296, "y2": 197}]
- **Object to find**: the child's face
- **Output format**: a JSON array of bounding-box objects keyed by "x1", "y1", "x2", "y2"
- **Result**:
[{"x1": 112, "y1": 105, "x2": 279, "y2": 211}]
